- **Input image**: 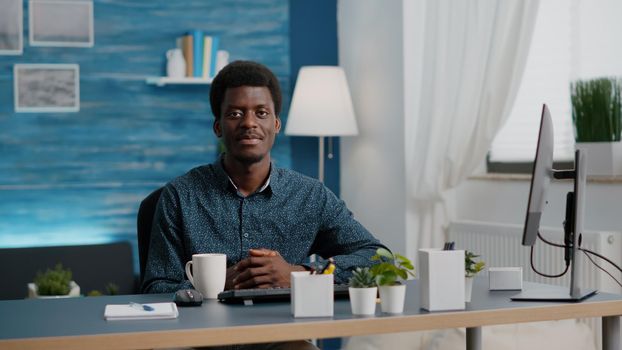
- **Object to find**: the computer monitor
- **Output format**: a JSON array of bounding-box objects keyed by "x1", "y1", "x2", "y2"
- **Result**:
[{"x1": 512, "y1": 104, "x2": 596, "y2": 302}]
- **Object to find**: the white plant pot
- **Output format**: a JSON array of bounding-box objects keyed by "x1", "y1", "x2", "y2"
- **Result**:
[
  {"x1": 465, "y1": 277, "x2": 474, "y2": 303},
  {"x1": 378, "y1": 284, "x2": 407, "y2": 314},
  {"x1": 575, "y1": 141, "x2": 622, "y2": 176},
  {"x1": 348, "y1": 287, "x2": 377, "y2": 316},
  {"x1": 28, "y1": 281, "x2": 80, "y2": 299}
]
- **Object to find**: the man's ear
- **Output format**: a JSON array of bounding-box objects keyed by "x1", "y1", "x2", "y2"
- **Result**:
[
  {"x1": 275, "y1": 116, "x2": 281, "y2": 134},
  {"x1": 213, "y1": 118, "x2": 222, "y2": 137}
]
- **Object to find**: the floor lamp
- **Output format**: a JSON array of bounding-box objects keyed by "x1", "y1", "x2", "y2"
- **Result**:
[{"x1": 285, "y1": 66, "x2": 359, "y2": 183}]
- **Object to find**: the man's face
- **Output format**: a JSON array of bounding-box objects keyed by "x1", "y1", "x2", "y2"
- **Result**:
[{"x1": 214, "y1": 86, "x2": 281, "y2": 165}]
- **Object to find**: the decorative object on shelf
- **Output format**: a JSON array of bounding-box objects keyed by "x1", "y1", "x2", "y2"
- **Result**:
[
  {"x1": 464, "y1": 250, "x2": 485, "y2": 302},
  {"x1": 285, "y1": 66, "x2": 358, "y2": 183},
  {"x1": 370, "y1": 248, "x2": 415, "y2": 314},
  {"x1": 348, "y1": 267, "x2": 377, "y2": 316},
  {"x1": 166, "y1": 48, "x2": 186, "y2": 79},
  {"x1": 571, "y1": 77, "x2": 622, "y2": 176},
  {"x1": 0, "y1": 0, "x2": 23, "y2": 55},
  {"x1": 14, "y1": 63, "x2": 80, "y2": 113},
  {"x1": 215, "y1": 50, "x2": 229, "y2": 75},
  {"x1": 29, "y1": 0, "x2": 94, "y2": 47},
  {"x1": 28, "y1": 263, "x2": 80, "y2": 298}
]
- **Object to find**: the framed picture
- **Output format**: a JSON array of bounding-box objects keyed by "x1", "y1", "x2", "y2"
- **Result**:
[
  {"x1": 14, "y1": 64, "x2": 80, "y2": 113},
  {"x1": 0, "y1": 0, "x2": 23, "y2": 55},
  {"x1": 29, "y1": 0, "x2": 94, "y2": 47}
]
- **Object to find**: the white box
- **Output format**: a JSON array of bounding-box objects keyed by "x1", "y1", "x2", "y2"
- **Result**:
[
  {"x1": 419, "y1": 249, "x2": 465, "y2": 311},
  {"x1": 291, "y1": 271, "x2": 334, "y2": 317},
  {"x1": 489, "y1": 267, "x2": 523, "y2": 290}
]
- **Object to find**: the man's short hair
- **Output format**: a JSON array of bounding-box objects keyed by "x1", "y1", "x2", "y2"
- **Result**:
[{"x1": 209, "y1": 60, "x2": 282, "y2": 119}]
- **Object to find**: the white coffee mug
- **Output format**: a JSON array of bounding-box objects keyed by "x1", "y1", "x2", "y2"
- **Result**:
[{"x1": 185, "y1": 253, "x2": 226, "y2": 299}]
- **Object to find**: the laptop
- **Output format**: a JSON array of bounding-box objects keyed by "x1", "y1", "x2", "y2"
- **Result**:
[{"x1": 218, "y1": 284, "x2": 350, "y2": 304}]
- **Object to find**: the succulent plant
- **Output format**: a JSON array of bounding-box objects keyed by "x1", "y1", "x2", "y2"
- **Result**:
[
  {"x1": 348, "y1": 267, "x2": 376, "y2": 288},
  {"x1": 34, "y1": 264, "x2": 72, "y2": 296}
]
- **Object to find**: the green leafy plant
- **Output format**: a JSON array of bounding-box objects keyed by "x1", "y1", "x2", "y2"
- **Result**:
[
  {"x1": 370, "y1": 248, "x2": 415, "y2": 286},
  {"x1": 571, "y1": 77, "x2": 622, "y2": 142},
  {"x1": 348, "y1": 267, "x2": 376, "y2": 288},
  {"x1": 34, "y1": 264, "x2": 72, "y2": 296},
  {"x1": 465, "y1": 251, "x2": 485, "y2": 278},
  {"x1": 87, "y1": 282, "x2": 120, "y2": 297}
]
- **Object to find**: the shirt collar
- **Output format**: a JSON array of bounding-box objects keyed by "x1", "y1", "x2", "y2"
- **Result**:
[{"x1": 212, "y1": 156, "x2": 276, "y2": 196}]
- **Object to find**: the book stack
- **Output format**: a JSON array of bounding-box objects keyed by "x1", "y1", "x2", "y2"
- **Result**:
[{"x1": 177, "y1": 30, "x2": 220, "y2": 79}]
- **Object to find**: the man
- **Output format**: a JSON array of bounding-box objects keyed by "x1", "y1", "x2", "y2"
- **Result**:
[{"x1": 142, "y1": 60, "x2": 386, "y2": 294}]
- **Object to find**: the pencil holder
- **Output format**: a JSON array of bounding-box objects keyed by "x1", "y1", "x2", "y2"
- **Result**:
[
  {"x1": 291, "y1": 271, "x2": 334, "y2": 317},
  {"x1": 419, "y1": 249, "x2": 465, "y2": 311}
]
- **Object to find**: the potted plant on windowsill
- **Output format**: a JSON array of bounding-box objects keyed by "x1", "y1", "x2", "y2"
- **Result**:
[
  {"x1": 28, "y1": 264, "x2": 80, "y2": 299},
  {"x1": 571, "y1": 77, "x2": 622, "y2": 176},
  {"x1": 370, "y1": 248, "x2": 415, "y2": 313},
  {"x1": 465, "y1": 251, "x2": 485, "y2": 303},
  {"x1": 348, "y1": 267, "x2": 378, "y2": 316}
]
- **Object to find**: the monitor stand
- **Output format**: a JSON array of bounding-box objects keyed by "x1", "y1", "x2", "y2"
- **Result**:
[{"x1": 511, "y1": 287, "x2": 597, "y2": 302}]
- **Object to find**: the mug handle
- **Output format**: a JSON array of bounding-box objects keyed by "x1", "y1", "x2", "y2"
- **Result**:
[{"x1": 185, "y1": 260, "x2": 195, "y2": 286}]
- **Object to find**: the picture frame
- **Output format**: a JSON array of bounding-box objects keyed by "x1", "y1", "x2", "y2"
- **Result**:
[
  {"x1": 29, "y1": 0, "x2": 94, "y2": 47},
  {"x1": 0, "y1": 0, "x2": 23, "y2": 55},
  {"x1": 14, "y1": 64, "x2": 80, "y2": 113}
]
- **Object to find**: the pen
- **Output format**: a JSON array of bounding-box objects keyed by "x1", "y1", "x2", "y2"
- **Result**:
[
  {"x1": 129, "y1": 302, "x2": 154, "y2": 311},
  {"x1": 320, "y1": 258, "x2": 335, "y2": 275}
]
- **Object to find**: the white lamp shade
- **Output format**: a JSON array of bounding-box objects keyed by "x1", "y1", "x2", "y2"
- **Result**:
[{"x1": 285, "y1": 66, "x2": 358, "y2": 137}]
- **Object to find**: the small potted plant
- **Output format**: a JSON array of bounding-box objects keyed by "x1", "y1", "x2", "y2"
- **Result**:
[
  {"x1": 348, "y1": 267, "x2": 377, "y2": 316},
  {"x1": 370, "y1": 248, "x2": 415, "y2": 313},
  {"x1": 28, "y1": 264, "x2": 80, "y2": 298},
  {"x1": 465, "y1": 251, "x2": 485, "y2": 302},
  {"x1": 571, "y1": 77, "x2": 622, "y2": 175}
]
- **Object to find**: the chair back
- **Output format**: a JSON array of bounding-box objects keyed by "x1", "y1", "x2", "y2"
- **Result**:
[{"x1": 137, "y1": 187, "x2": 163, "y2": 285}]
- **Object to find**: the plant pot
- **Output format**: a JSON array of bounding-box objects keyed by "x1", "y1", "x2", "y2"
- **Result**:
[
  {"x1": 465, "y1": 277, "x2": 474, "y2": 303},
  {"x1": 378, "y1": 284, "x2": 407, "y2": 314},
  {"x1": 348, "y1": 287, "x2": 377, "y2": 316},
  {"x1": 575, "y1": 141, "x2": 622, "y2": 176},
  {"x1": 27, "y1": 281, "x2": 80, "y2": 299}
]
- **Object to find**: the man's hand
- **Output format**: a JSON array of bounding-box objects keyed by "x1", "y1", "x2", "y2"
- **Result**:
[{"x1": 230, "y1": 248, "x2": 306, "y2": 289}]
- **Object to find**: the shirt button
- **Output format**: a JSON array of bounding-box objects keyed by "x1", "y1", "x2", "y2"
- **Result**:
[{"x1": 243, "y1": 233, "x2": 249, "y2": 238}]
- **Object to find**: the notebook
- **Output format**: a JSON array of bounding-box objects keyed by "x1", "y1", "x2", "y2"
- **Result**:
[
  {"x1": 218, "y1": 284, "x2": 350, "y2": 304},
  {"x1": 104, "y1": 302, "x2": 179, "y2": 321}
]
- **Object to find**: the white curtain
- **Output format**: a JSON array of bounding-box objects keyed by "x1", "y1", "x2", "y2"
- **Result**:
[{"x1": 406, "y1": 0, "x2": 540, "y2": 253}]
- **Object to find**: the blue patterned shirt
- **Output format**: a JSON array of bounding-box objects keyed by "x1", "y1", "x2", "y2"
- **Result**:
[{"x1": 142, "y1": 160, "x2": 386, "y2": 293}]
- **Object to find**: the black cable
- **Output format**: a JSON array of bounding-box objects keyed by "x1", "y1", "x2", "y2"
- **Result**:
[
  {"x1": 537, "y1": 231, "x2": 622, "y2": 274},
  {"x1": 530, "y1": 245, "x2": 569, "y2": 278},
  {"x1": 582, "y1": 251, "x2": 622, "y2": 289}
]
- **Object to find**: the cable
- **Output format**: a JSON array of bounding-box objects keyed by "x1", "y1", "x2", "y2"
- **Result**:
[
  {"x1": 530, "y1": 245, "x2": 569, "y2": 278},
  {"x1": 582, "y1": 251, "x2": 622, "y2": 289},
  {"x1": 537, "y1": 231, "x2": 622, "y2": 274}
]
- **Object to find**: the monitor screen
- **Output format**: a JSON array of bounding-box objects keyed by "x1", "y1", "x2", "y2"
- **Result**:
[{"x1": 522, "y1": 104, "x2": 554, "y2": 246}]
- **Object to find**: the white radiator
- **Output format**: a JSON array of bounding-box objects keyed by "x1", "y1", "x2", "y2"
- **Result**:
[{"x1": 449, "y1": 220, "x2": 622, "y2": 347}]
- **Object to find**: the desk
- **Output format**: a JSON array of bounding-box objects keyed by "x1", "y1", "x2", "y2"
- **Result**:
[{"x1": 1, "y1": 280, "x2": 621, "y2": 350}]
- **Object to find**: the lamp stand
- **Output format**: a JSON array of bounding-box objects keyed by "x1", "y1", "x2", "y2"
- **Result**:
[{"x1": 318, "y1": 136, "x2": 325, "y2": 183}]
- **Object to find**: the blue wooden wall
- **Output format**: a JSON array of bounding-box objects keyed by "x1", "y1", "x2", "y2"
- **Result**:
[{"x1": 0, "y1": 1, "x2": 292, "y2": 268}]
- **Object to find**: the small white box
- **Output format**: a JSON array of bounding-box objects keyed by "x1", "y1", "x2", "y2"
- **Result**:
[
  {"x1": 489, "y1": 267, "x2": 523, "y2": 290},
  {"x1": 291, "y1": 271, "x2": 334, "y2": 317},
  {"x1": 419, "y1": 249, "x2": 465, "y2": 311}
]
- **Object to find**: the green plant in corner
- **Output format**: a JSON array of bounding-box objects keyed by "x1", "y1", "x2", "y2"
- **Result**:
[
  {"x1": 370, "y1": 248, "x2": 415, "y2": 286},
  {"x1": 571, "y1": 77, "x2": 622, "y2": 142},
  {"x1": 465, "y1": 251, "x2": 485, "y2": 278},
  {"x1": 348, "y1": 267, "x2": 376, "y2": 288},
  {"x1": 34, "y1": 264, "x2": 72, "y2": 296}
]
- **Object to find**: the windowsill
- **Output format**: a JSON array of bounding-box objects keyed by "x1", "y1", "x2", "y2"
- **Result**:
[{"x1": 470, "y1": 173, "x2": 622, "y2": 184}]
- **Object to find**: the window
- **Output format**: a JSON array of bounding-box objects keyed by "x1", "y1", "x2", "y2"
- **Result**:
[{"x1": 489, "y1": 0, "x2": 575, "y2": 171}]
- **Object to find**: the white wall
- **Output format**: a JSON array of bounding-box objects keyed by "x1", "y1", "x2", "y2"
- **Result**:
[{"x1": 338, "y1": 0, "x2": 406, "y2": 252}]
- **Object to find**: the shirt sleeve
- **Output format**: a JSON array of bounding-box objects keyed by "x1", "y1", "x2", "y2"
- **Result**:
[
  {"x1": 310, "y1": 185, "x2": 389, "y2": 284},
  {"x1": 141, "y1": 184, "x2": 193, "y2": 293}
]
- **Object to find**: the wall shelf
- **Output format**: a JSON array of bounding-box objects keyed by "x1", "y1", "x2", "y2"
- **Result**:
[{"x1": 145, "y1": 77, "x2": 213, "y2": 87}]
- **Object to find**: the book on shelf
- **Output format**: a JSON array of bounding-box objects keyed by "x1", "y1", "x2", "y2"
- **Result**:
[
  {"x1": 180, "y1": 34, "x2": 193, "y2": 77},
  {"x1": 175, "y1": 31, "x2": 221, "y2": 80},
  {"x1": 192, "y1": 30, "x2": 204, "y2": 77}
]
